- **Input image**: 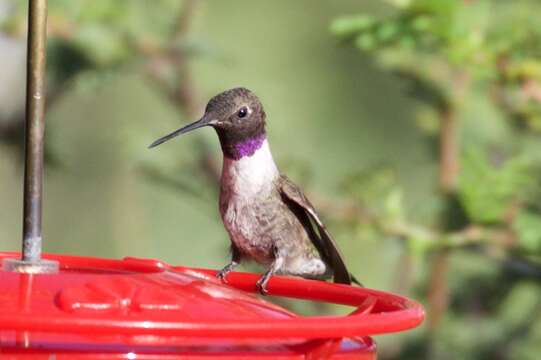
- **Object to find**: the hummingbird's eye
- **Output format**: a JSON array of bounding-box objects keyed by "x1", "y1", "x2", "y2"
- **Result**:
[{"x1": 237, "y1": 106, "x2": 248, "y2": 118}]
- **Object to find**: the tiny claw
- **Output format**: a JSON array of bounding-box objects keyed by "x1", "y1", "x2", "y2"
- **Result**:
[
  {"x1": 256, "y1": 278, "x2": 269, "y2": 296},
  {"x1": 216, "y1": 269, "x2": 229, "y2": 283},
  {"x1": 216, "y1": 261, "x2": 238, "y2": 284}
]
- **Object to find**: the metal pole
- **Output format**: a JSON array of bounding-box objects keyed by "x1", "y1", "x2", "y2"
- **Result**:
[
  {"x1": 3, "y1": 0, "x2": 57, "y2": 273},
  {"x1": 22, "y1": 0, "x2": 48, "y2": 262}
]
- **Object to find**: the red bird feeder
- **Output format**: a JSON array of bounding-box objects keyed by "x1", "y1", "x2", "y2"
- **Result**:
[
  {"x1": 0, "y1": 252, "x2": 423, "y2": 359},
  {"x1": 0, "y1": 1, "x2": 424, "y2": 359}
]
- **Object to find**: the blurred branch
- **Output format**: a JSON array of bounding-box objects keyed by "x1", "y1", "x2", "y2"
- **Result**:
[
  {"x1": 427, "y1": 70, "x2": 469, "y2": 334},
  {"x1": 392, "y1": 250, "x2": 415, "y2": 295},
  {"x1": 438, "y1": 108, "x2": 459, "y2": 192},
  {"x1": 171, "y1": 0, "x2": 221, "y2": 183},
  {"x1": 171, "y1": 0, "x2": 202, "y2": 118},
  {"x1": 25, "y1": 0, "x2": 221, "y2": 184},
  {"x1": 314, "y1": 193, "x2": 541, "y2": 281},
  {"x1": 142, "y1": 0, "x2": 221, "y2": 184},
  {"x1": 312, "y1": 194, "x2": 511, "y2": 249}
]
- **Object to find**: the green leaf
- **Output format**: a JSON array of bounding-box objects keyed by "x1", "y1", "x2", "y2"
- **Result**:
[
  {"x1": 384, "y1": 188, "x2": 405, "y2": 220},
  {"x1": 458, "y1": 149, "x2": 533, "y2": 223},
  {"x1": 376, "y1": 22, "x2": 400, "y2": 43},
  {"x1": 330, "y1": 15, "x2": 375, "y2": 38},
  {"x1": 513, "y1": 210, "x2": 541, "y2": 253},
  {"x1": 407, "y1": 231, "x2": 433, "y2": 258},
  {"x1": 355, "y1": 33, "x2": 377, "y2": 51},
  {"x1": 411, "y1": 15, "x2": 432, "y2": 32}
]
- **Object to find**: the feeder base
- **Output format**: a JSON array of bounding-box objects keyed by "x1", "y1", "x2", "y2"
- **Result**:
[{"x1": 2, "y1": 257, "x2": 59, "y2": 274}]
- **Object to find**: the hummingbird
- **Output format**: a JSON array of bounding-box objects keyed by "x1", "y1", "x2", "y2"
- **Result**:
[{"x1": 149, "y1": 87, "x2": 359, "y2": 294}]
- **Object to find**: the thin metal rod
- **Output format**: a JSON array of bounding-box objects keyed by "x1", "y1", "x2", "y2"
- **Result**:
[{"x1": 22, "y1": 0, "x2": 48, "y2": 262}]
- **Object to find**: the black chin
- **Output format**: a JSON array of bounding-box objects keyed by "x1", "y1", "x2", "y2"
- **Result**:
[{"x1": 215, "y1": 120, "x2": 266, "y2": 159}]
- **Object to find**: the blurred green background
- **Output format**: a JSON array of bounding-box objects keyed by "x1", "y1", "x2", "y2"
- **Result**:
[{"x1": 1, "y1": 0, "x2": 541, "y2": 359}]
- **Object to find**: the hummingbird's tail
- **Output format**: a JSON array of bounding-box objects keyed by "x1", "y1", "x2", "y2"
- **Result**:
[{"x1": 350, "y1": 273, "x2": 363, "y2": 287}]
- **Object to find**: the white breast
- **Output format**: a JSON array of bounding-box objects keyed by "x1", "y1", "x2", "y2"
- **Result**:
[
  {"x1": 219, "y1": 140, "x2": 279, "y2": 262},
  {"x1": 221, "y1": 139, "x2": 279, "y2": 198}
]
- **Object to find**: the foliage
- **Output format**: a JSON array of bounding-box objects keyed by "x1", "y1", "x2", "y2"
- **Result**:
[
  {"x1": 332, "y1": 0, "x2": 541, "y2": 359},
  {"x1": 2, "y1": 0, "x2": 212, "y2": 94}
]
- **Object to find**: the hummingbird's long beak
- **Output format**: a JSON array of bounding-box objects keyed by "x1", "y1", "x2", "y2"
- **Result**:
[{"x1": 148, "y1": 115, "x2": 215, "y2": 149}]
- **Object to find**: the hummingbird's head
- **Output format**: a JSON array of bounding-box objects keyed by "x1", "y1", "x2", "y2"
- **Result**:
[{"x1": 149, "y1": 87, "x2": 267, "y2": 159}]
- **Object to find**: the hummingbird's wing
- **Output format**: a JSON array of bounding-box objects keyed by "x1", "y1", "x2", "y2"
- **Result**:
[{"x1": 278, "y1": 175, "x2": 353, "y2": 285}]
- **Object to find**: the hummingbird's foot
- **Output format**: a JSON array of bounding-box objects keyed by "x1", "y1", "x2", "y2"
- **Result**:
[
  {"x1": 255, "y1": 270, "x2": 275, "y2": 295},
  {"x1": 216, "y1": 261, "x2": 238, "y2": 283},
  {"x1": 255, "y1": 257, "x2": 283, "y2": 295},
  {"x1": 255, "y1": 277, "x2": 269, "y2": 295}
]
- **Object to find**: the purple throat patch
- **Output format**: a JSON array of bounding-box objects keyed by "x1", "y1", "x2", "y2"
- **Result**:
[{"x1": 234, "y1": 135, "x2": 266, "y2": 159}]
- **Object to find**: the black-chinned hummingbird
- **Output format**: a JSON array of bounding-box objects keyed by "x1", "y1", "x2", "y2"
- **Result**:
[{"x1": 150, "y1": 87, "x2": 359, "y2": 294}]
